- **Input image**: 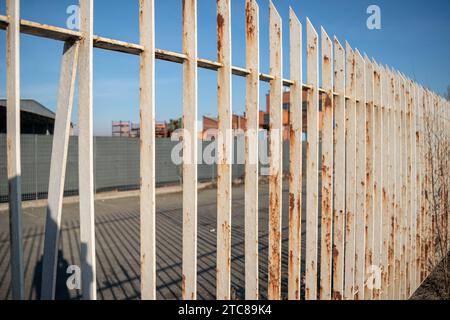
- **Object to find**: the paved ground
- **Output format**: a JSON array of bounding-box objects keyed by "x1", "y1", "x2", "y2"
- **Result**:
[{"x1": 0, "y1": 182, "x2": 309, "y2": 300}]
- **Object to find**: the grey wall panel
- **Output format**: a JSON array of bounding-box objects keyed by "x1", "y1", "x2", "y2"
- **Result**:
[{"x1": 0, "y1": 134, "x2": 296, "y2": 203}]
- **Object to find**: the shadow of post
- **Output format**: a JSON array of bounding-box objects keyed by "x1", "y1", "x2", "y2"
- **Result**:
[
  {"x1": 8, "y1": 174, "x2": 24, "y2": 300},
  {"x1": 34, "y1": 250, "x2": 73, "y2": 300}
]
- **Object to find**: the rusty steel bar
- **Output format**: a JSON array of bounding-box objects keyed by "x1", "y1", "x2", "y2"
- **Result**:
[
  {"x1": 216, "y1": 0, "x2": 232, "y2": 300},
  {"x1": 6, "y1": 0, "x2": 24, "y2": 300},
  {"x1": 305, "y1": 17, "x2": 319, "y2": 301},
  {"x1": 139, "y1": 0, "x2": 156, "y2": 300},
  {"x1": 244, "y1": 0, "x2": 259, "y2": 300},
  {"x1": 41, "y1": 40, "x2": 79, "y2": 300},
  {"x1": 399, "y1": 74, "x2": 407, "y2": 300},
  {"x1": 0, "y1": 14, "x2": 81, "y2": 41},
  {"x1": 405, "y1": 79, "x2": 413, "y2": 298},
  {"x1": 372, "y1": 60, "x2": 383, "y2": 300},
  {"x1": 319, "y1": 27, "x2": 333, "y2": 301},
  {"x1": 430, "y1": 94, "x2": 438, "y2": 271},
  {"x1": 410, "y1": 81, "x2": 418, "y2": 295},
  {"x1": 422, "y1": 89, "x2": 428, "y2": 283},
  {"x1": 394, "y1": 72, "x2": 402, "y2": 300},
  {"x1": 425, "y1": 89, "x2": 431, "y2": 282},
  {"x1": 332, "y1": 37, "x2": 345, "y2": 300},
  {"x1": 287, "y1": 8, "x2": 302, "y2": 301},
  {"x1": 344, "y1": 43, "x2": 357, "y2": 300},
  {"x1": 182, "y1": 0, "x2": 198, "y2": 301},
  {"x1": 420, "y1": 88, "x2": 429, "y2": 282},
  {"x1": 415, "y1": 85, "x2": 423, "y2": 288},
  {"x1": 267, "y1": 1, "x2": 283, "y2": 300},
  {"x1": 363, "y1": 56, "x2": 374, "y2": 300},
  {"x1": 354, "y1": 50, "x2": 366, "y2": 300},
  {"x1": 443, "y1": 96, "x2": 450, "y2": 262},
  {"x1": 426, "y1": 92, "x2": 433, "y2": 277},
  {"x1": 78, "y1": 0, "x2": 97, "y2": 300},
  {"x1": 380, "y1": 65, "x2": 391, "y2": 300},
  {"x1": 387, "y1": 68, "x2": 397, "y2": 299}
]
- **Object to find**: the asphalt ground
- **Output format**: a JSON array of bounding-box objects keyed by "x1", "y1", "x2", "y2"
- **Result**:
[{"x1": 0, "y1": 181, "x2": 310, "y2": 300}]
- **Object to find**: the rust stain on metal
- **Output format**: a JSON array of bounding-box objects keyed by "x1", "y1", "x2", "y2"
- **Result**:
[
  {"x1": 245, "y1": 2, "x2": 255, "y2": 39},
  {"x1": 333, "y1": 290, "x2": 342, "y2": 300},
  {"x1": 182, "y1": 274, "x2": 186, "y2": 298},
  {"x1": 217, "y1": 12, "x2": 224, "y2": 54},
  {"x1": 289, "y1": 193, "x2": 295, "y2": 221}
]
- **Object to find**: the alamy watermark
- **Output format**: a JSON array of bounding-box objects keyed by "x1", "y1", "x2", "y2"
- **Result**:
[
  {"x1": 366, "y1": 265, "x2": 382, "y2": 290},
  {"x1": 66, "y1": 5, "x2": 79, "y2": 30},
  {"x1": 66, "y1": 265, "x2": 81, "y2": 290},
  {"x1": 367, "y1": 5, "x2": 381, "y2": 30},
  {"x1": 170, "y1": 128, "x2": 277, "y2": 176}
]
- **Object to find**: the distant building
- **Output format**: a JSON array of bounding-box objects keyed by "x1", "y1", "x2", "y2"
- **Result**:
[
  {"x1": 112, "y1": 121, "x2": 141, "y2": 137},
  {"x1": 201, "y1": 89, "x2": 323, "y2": 141},
  {"x1": 112, "y1": 121, "x2": 132, "y2": 137},
  {"x1": 202, "y1": 114, "x2": 250, "y2": 140},
  {"x1": 112, "y1": 121, "x2": 169, "y2": 138},
  {"x1": 155, "y1": 122, "x2": 168, "y2": 138},
  {"x1": 0, "y1": 99, "x2": 62, "y2": 135},
  {"x1": 130, "y1": 123, "x2": 140, "y2": 138},
  {"x1": 264, "y1": 90, "x2": 324, "y2": 140}
]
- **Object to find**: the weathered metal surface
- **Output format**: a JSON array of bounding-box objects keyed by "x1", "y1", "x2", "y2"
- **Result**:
[
  {"x1": 399, "y1": 75, "x2": 407, "y2": 300},
  {"x1": 216, "y1": 0, "x2": 232, "y2": 300},
  {"x1": 354, "y1": 50, "x2": 366, "y2": 300},
  {"x1": 422, "y1": 87, "x2": 428, "y2": 283},
  {"x1": 394, "y1": 72, "x2": 402, "y2": 300},
  {"x1": 426, "y1": 92, "x2": 433, "y2": 277},
  {"x1": 405, "y1": 79, "x2": 412, "y2": 298},
  {"x1": 182, "y1": 0, "x2": 198, "y2": 301},
  {"x1": 41, "y1": 40, "x2": 79, "y2": 300},
  {"x1": 410, "y1": 82, "x2": 418, "y2": 296},
  {"x1": 6, "y1": 0, "x2": 24, "y2": 300},
  {"x1": 0, "y1": 14, "x2": 9, "y2": 29},
  {"x1": 372, "y1": 61, "x2": 382, "y2": 300},
  {"x1": 288, "y1": 8, "x2": 302, "y2": 301},
  {"x1": 332, "y1": 37, "x2": 346, "y2": 301},
  {"x1": 415, "y1": 86, "x2": 423, "y2": 288},
  {"x1": 380, "y1": 65, "x2": 391, "y2": 300},
  {"x1": 422, "y1": 88, "x2": 428, "y2": 283},
  {"x1": 430, "y1": 94, "x2": 438, "y2": 270},
  {"x1": 94, "y1": 35, "x2": 144, "y2": 55},
  {"x1": 0, "y1": 14, "x2": 82, "y2": 41},
  {"x1": 78, "y1": 0, "x2": 97, "y2": 300},
  {"x1": 319, "y1": 27, "x2": 333, "y2": 301},
  {"x1": 305, "y1": 18, "x2": 319, "y2": 301},
  {"x1": 363, "y1": 56, "x2": 374, "y2": 300},
  {"x1": 344, "y1": 43, "x2": 357, "y2": 300},
  {"x1": 139, "y1": 0, "x2": 156, "y2": 300},
  {"x1": 388, "y1": 68, "x2": 397, "y2": 300},
  {"x1": 268, "y1": 1, "x2": 283, "y2": 300},
  {"x1": 244, "y1": 0, "x2": 259, "y2": 301}
]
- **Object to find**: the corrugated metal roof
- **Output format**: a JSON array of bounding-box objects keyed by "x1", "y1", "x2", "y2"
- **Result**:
[{"x1": 0, "y1": 99, "x2": 55, "y2": 119}]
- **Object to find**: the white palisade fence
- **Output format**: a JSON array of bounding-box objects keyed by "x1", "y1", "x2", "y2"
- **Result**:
[{"x1": 1, "y1": 0, "x2": 449, "y2": 300}]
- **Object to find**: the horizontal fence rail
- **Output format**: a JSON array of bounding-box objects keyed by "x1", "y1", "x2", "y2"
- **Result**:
[{"x1": 1, "y1": 0, "x2": 449, "y2": 301}]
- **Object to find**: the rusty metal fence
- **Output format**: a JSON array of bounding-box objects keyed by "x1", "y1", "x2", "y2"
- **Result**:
[{"x1": 1, "y1": 0, "x2": 449, "y2": 301}]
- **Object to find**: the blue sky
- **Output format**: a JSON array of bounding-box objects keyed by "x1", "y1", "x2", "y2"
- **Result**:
[{"x1": 0, "y1": 0, "x2": 449, "y2": 136}]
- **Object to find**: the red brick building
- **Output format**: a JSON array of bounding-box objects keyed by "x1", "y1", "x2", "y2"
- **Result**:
[
  {"x1": 264, "y1": 90, "x2": 324, "y2": 140},
  {"x1": 201, "y1": 89, "x2": 323, "y2": 141}
]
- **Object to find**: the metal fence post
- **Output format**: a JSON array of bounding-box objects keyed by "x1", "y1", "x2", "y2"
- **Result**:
[{"x1": 6, "y1": 0, "x2": 24, "y2": 300}]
